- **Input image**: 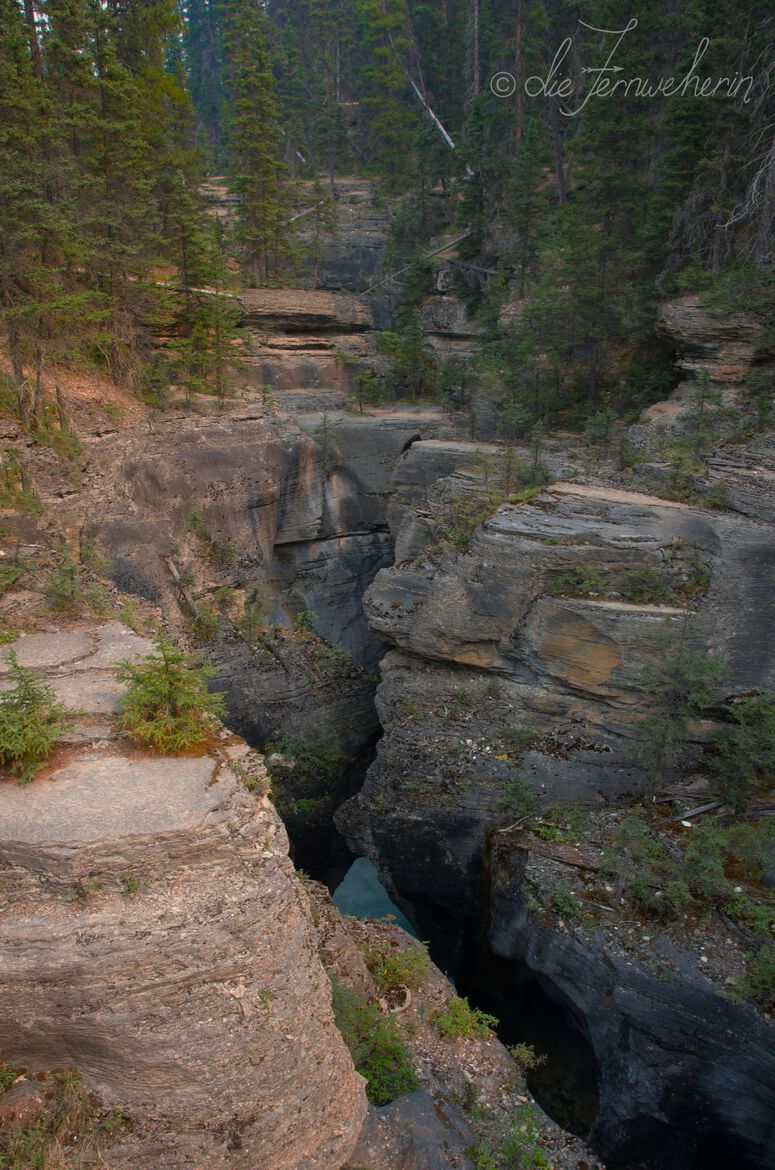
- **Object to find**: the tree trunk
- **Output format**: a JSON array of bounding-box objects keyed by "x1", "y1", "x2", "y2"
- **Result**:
[
  {"x1": 754, "y1": 131, "x2": 775, "y2": 267},
  {"x1": 55, "y1": 378, "x2": 70, "y2": 432},
  {"x1": 550, "y1": 101, "x2": 567, "y2": 203},
  {"x1": 7, "y1": 327, "x2": 28, "y2": 425},
  {"x1": 470, "y1": 0, "x2": 480, "y2": 97},
  {"x1": 22, "y1": 0, "x2": 43, "y2": 77},
  {"x1": 514, "y1": 0, "x2": 524, "y2": 147}
]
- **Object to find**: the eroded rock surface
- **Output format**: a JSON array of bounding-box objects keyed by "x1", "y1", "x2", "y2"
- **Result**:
[
  {"x1": 337, "y1": 466, "x2": 775, "y2": 1163},
  {"x1": 240, "y1": 288, "x2": 373, "y2": 333},
  {"x1": 0, "y1": 625, "x2": 366, "y2": 1169},
  {"x1": 348, "y1": 480, "x2": 775, "y2": 895},
  {"x1": 34, "y1": 409, "x2": 438, "y2": 777},
  {"x1": 489, "y1": 834, "x2": 775, "y2": 1170},
  {"x1": 659, "y1": 293, "x2": 773, "y2": 387}
]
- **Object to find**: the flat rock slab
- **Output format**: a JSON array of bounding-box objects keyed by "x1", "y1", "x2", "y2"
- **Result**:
[
  {"x1": 0, "y1": 623, "x2": 152, "y2": 714},
  {"x1": 0, "y1": 630, "x2": 93, "y2": 671},
  {"x1": 550, "y1": 482, "x2": 688, "y2": 509},
  {"x1": 0, "y1": 623, "x2": 151, "y2": 676},
  {"x1": 82, "y1": 622, "x2": 152, "y2": 669},
  {"x1": 2, "y1": 753, "x2": 220, "y2": 845},
  {"x1": 48, "y1": 673, "x2": 128, "y2": 714}
]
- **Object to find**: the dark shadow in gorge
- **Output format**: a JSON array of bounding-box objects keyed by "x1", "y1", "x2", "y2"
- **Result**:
[
  {"x1": 459, "y1": 949, "x2": 600, "y2": 1137},
  {"x1": 273, "y1": 729, "x2": 381, "y2": 881}
]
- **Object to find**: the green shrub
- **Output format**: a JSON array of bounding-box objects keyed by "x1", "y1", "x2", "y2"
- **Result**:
[
  {"x1": 191, "y1": 603, "x2": 220, "y2": 644},
  {"x1": 434, "y1": 996, "x2": 498, "y2": 1040},
  {"x1": 236, "y1": 591, "x2": 272, "y2": 650},
  {"x1": 0, "y1": 563, "x2": 23, "y2": 598},
  {"x1": 633, "y1": 625, "x2": 727, "y2": 784},
  {"x1": 550, "y1": 882, "x2": 578, "y2": 918},
  {"x1": 605, "y1": 812, "x2": 692, "y2": 918},
  {"x1": 0, "y1": 653, "x2": 71, "y2": 782},
  {"x1": 742, "y1": 945, "x2": 775, "y2": 1011},
  {"x1": 360, "y1": 939, "x2": 431, "y2": 993},
  {"x1": 0, "y1": 1069, "x2": 93, "y2": 1170},
  {"x1": 43, "y1": 543, "x2": 109, "y2": 614},
  {"x1": 495, "y1": 773, "x2": 538, "y2": 820},
  {"x1": 0, "y1": 1119, "x2": 48, "y2": 1170},
  {"x1": 605, "y1": 810, "x2": 775, "y2": 923},
  {"x1": 725, "y1": 894, "x2": 775, "y2": 937},
  {"x1": 550, "y1": 564, "x2": 605, "y2": 597},
  {"x1": 499, "y1": 727, "x2": 534, "y2": 757},
  {"x1": 709, "y1": 694, "x2": 775, "y2": 811},
  {"x1": 0, "y1": 447, "x2": 43, "y2": 516},
  {"x1": 119, "y1": 872, "x2": 146, "y2": 896},
  {"x1": 466, "y1": 1138, "x2": 498, "y2": 1170},
  {"x1": 330, "y1": 979, "x2": 418, "y2": 1105},
  {"x1": 434, "y1": 490, "x2": 505, "y2": 553},
  {"x1": 116, "y1": 634, "x2": 225, "y2": 753},
  {"x1": 702, "y1": 481, "x2": 733, "y2": 510},
  {"x1": 0, "y1": 1063, "x2": 17, "y2": 1095},
  {"x1": 507, "y1": 1042, "x2": 545, "y2": 1072},
  {"x1": 499, "y1": 1105, "x2": 551, "y2": 1170},
  {"x1": 620, "y1": 567, "x2": 675, "y2": 604},
  {"x1": 534, "y1": 804, "x2": 591, "y2": 844}
]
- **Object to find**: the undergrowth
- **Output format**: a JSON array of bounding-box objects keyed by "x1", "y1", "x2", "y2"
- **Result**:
[
  {"x1": 330, "y1": 978, "x2": 418, "y2": 1106},
  {"x1": 116, "y1": 633, "x2": 225, "y2": 752},
  {"x1": 0, "y1": 653, "x2": 71, "y2": 782},
  {"x1": 359, "y1": 937, "x2": 431, "y2": 994}
]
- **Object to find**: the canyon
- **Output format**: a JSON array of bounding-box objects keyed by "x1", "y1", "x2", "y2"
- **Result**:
[{"x1": 2, "y1": 185, "x2": 774, "y2": 1170}]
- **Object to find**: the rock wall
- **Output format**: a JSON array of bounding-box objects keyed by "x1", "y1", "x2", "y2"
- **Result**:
[
  {"x1": 337, "y1": 449, "x2": 775, "y2": 1165},
  {"x1": 342, "y1": 475, "x2": 775, "y2": 937},
  {"x1": 658, "y1": 293, "x2": 773, "y2": 388},
  {"x1": 53, "y1": 405, "x2": 432, "y2": 716},
  {"x1": 489, "y1": 835, "x2": 775, "y2": 1170},
  {"x1": 0, "y1": 624, "x2": 366, "y2": 1169}
]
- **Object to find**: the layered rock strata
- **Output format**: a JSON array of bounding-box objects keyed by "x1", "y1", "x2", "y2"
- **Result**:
[{"x1": 0, "y1": 624, "x2": 366, "y2": 1169}]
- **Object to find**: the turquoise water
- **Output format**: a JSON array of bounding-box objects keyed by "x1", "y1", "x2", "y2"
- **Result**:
[{"x1": 332, "y1": 856, "x2": 418, "y2": 937}]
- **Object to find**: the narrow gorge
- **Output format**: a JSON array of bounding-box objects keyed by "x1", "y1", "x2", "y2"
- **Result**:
[{"x1": 3, "y1": 221, "x2": 774, "y2": 1170}]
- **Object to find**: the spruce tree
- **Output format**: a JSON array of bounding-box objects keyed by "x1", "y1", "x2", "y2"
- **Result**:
[
  {"x1": 0, "y1": 0, "x2": 54, "y2": 423},
  {"x1": 355, "y1": 0, "x2": 420, "y2": 189},
  {"x1": 184, "y1": 0, "x2": 225, "y2": 158},
  {"x1": 222, "y1": 0, "x2": 294, "y2": 284}
]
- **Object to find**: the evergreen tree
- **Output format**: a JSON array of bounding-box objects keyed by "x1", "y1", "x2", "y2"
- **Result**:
[
  {"x1": 222, "y1": 0, "x2": 294, "y2": 284},
  {"x1": 0, "y1": 0, "x2": 56, "y2": 423},
  {"x1": 184, "y1": 0, "x2": 225, "y2": 158},
  {"x1": 355, "y1": 0, "x2": 421, "y2": 189}
]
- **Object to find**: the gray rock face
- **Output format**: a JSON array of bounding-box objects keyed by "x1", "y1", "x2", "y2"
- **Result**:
[
  {"x1": 488, "y1": 837, "x2": 775, "y2": 1170},
  {"x1": 338, "y1": 466, "x2": 775, "y2": 1163},
  {"x1": 296, "y1": 179, "x2": 391, "y2": 292},
  {"x1": 56, "y1": 411, "x2": 433, "y2": 758},
  {"x1": 240, "y1": 288, "x2": 373, "y2": 332},
  {"x1": 341, "y1": 481, "x2": 775, "y2": 924},
  {"x1": 419, "y1": 294, "x2": 483, "y2": 340}
]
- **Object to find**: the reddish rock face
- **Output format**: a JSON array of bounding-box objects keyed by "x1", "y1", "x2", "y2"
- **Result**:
[
  {"x1": 239, "y1": 288, "x2": 373, "y2": 333},
  {"x1": 659, "y1": 293, "x2": 772, "y2": 386},
  {"x1": 0, "y1": 626, "x2": 366, "y2": 1170}
]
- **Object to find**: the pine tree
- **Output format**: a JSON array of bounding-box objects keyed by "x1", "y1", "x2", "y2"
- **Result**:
[
  {"x1": 222, "y1": 0, "x2": 294, "y2": 284},
  {"x1": 84, "y1": 0, "x2": 175, "y2": 382},
  {"x1": 355, "y1": 0, "x2": 420, "y2": 189},
  {"x1": 117, "y1": 633, "x2": 225, "y2": 753},
  {"x1": 0, "y1": 0, "x2": 56, "y2": 424},
  {"x1": 184, "y1": 0, "x2": 225, "y2": 159}
]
